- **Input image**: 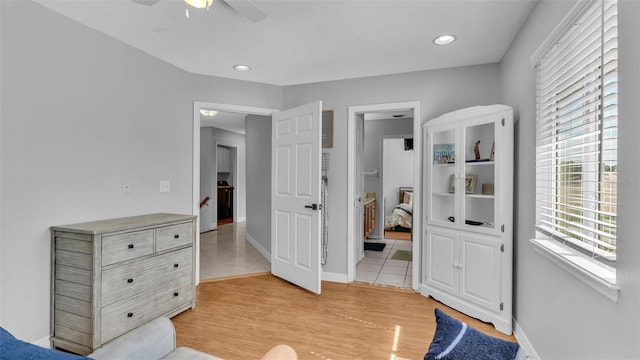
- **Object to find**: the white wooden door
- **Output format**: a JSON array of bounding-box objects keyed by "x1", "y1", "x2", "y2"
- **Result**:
[
  {"x1": 459, "y1": 233, "x2": 501, "y2": 311},
  {"x1": 425, "y1": 226, "x2": 458, "y2": 294},
  {"x1": 271, "y1": 101, "x2": 322, "y2": 294}
]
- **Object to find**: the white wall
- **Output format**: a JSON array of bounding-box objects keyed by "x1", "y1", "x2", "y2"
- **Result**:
[
  {"x1": 283, "y1": 64, "x2": 502, "y2": 275},
  {"x1": 245, "y1": 115, "x2": 272, "y2": 253},
  {"x1": 500, "y1": 0, "x2": 640, "y2": 358},
  {"x1": 199, "y1": 127, "x2": 246, "y2": 232},
  {"x1": 363, "y1": 118, "x2": 413, "y2": 237},
  {"x1": 0, "y1": 1, "x2": 281, "y2": 341}
]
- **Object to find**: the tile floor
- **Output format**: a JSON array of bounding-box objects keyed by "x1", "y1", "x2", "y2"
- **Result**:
[
  {"x1": 355, "y1": 239, "x2": 413, "y2": 288},
  {"x1": 201, "y1": 223, "x2": 412, "y2": 288},
  {"x1": 199, "y1": 222, "x2": 270, "y2": 281}
]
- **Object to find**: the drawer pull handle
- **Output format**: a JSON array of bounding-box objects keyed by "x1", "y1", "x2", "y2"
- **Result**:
[
  {"x1": 127, "y1": 312, "x2": 133, "y2": 318},
  {"x1": 174, "y1": 234, "x2": 180, "y2": 239},
  {"x1": 173, "y1": 292, "x2": 179, "y2": 297},
  {"x1": 173, "y1": 263, "x2": 179, "y2": 268},
  {"x1": 127, "y1": 244, "x2": 134, "y2": 249},
  {"x1": 127, "y1": 278, "x2": 134, "y2": 283}
]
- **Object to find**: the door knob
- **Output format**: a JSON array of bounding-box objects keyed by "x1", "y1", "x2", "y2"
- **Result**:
[{"x1": 304, "y1": 204, "x2": 322, "y2": 210}]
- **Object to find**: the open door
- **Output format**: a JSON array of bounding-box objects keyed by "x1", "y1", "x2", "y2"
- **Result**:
[{"x1": 271, "y1": 101, "x2": 322, "y2": 294}]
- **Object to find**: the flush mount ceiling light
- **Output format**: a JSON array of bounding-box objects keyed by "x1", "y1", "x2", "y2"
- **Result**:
[
  {"x1": 233, "y1": 64, "x2": 251, "y2": 72},
  {"x1": 433, "y1": 34, "x2": 456, "y2": 45},
  {"x1": 184, "y1": 0, "x2": 213, "y2": 9},
  {"x1": 200, "y1": 109, "x2": 218, "y2": 117},
  {"x1": 184, "y1": 0, "x2": 213, "y2": 18}
]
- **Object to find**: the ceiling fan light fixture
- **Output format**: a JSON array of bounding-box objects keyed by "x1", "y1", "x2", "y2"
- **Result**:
[
  {"x1": 433, "y1": 34, "x2": 456, "y2": 45},
  {"x1": 233, "y1": 64, "x2": 251, "y2": 72},
  {"x1": 184, "y1": 0, "x2": 213, "y2": 9},
  {"x1": 200, "y1": 109, "x2": 218, "y2": 117}
]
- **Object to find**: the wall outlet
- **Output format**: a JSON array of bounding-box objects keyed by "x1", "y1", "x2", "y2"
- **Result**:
[
  {"x1": 160, "y1": 180, "x2": 170, "y2": 193},
  {"x1": 122, "y1": 180, "x2": 130, "y2": 194}
]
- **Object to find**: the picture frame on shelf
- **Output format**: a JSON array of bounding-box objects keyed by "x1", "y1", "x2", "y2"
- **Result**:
[
  {"x1": 464, "y1": 175, "x2": 477, "y2": 193},
  {"x1": 434, "y1": 143, "x2": 455, "y2": 164},
  {"x1": 449, "y1": 174, "x2": 477, "y2": 193}
]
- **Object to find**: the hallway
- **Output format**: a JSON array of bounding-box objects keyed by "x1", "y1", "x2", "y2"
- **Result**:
[{"x1": 199, "y1": 222, "x2": 270, "y2": 281}]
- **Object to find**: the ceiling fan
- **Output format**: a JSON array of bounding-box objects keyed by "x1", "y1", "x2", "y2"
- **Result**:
[{"x1": 132, "y1": 0, "x2": 266, "y2": 22}]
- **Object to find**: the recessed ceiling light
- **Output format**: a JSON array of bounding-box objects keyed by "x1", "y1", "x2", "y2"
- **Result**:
[
  {"x1": 200, "y1": 109, "x2": 218, "y2": 117},
  {"x1": 433, "y1": 34, "x2": 456, "y2": 45},
  {"x1": 233, "y1": 64, "x2": 251, "y2": 72}
]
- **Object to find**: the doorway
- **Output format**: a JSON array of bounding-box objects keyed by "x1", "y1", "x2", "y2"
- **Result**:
[
  {"x1": 192, "y1": 102, "x2": 277, "y2": 284},
  {"x1": 347, "y1": 101, "x2": 421, "y2": 289}
]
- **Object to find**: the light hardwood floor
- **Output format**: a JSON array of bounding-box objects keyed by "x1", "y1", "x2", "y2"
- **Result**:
[{"x1": 172, "y1": 274, "x2": 516, "y2": 360}]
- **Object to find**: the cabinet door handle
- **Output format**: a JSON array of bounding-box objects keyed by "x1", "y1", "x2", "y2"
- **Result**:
[
  {"x1": 127, "y1": 278, "x2": 134, "y2": 283},
  {"x1": 127, "y1": 312, "x2": 133, "y2": 318},
  {"x1": 127, "y1": 244, "x2": 134, "y2": 249},
  {"x1": 174, "y1": 234, "x2": 180, "y2": 239}
]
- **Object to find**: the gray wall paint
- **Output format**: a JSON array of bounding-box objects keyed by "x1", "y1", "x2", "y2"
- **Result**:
[
  {"x1": 245, "y1": 115, "x2": 272, "y2": 252},
  {"x1": 199, "y1": 127, "x2": 246, "y2": 232},
  {"x1": 0, "y1": 1, "x2": 281, "y2": 341},
  {"x1": 283, "y1": 64, "x2": 502, "y2": 274},
  {"x1": 363, "y1": 118, "x2": 413, "y2": 237},
  {"x1": 500, "y1": 0, "x2": 640, "y2": 358}
]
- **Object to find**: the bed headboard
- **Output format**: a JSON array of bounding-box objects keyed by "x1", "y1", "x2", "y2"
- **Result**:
[{"x1": 399, "y1": 187, "x2": 414, "y2": 204}]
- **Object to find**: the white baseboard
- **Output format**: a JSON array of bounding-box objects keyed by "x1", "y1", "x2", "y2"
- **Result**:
[
  {"x1": 322, "y1": 271, "x2": 348, "y2": 283},
  {"x1": 32, "y1": 336, "x2": 51, "y2": 348},
  {"x1": 245, "y1": 233, "x2": 270, "y2": 261},
  {"x1": 513, "y1": 318, "x2": 540, "y2": 360}
]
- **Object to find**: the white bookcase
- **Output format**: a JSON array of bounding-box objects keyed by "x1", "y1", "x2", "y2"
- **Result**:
[{"x1": 421, "y1": 105, "x2": 513, "y2": 334}]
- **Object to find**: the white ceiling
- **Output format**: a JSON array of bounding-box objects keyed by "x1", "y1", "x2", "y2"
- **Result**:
[{"x1": 32, "y1": 0, "x2": 537, "y2": 86}]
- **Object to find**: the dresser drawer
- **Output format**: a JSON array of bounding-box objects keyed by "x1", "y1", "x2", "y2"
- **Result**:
[
  {"x1": 156, "y1": 222, "x2": 192, "y2": 252},
  {"x1": 101, "y1": 281, "x2": 193, "y2": 344},
  {"x1": 102, "y1": 230, "x2": 154, "y2": 266},
  {"x1": 101, "y1": 247, "x2": 192, "y2": 306}
]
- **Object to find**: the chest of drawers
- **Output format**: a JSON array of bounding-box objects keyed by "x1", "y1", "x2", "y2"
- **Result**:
[{"x1": 50, "y1": 213, "x2": 196, "y2": 355}]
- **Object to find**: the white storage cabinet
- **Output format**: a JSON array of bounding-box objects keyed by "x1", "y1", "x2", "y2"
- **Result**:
[{"x1": 421, "y1": 105, "x2": 513, "y2": 334}]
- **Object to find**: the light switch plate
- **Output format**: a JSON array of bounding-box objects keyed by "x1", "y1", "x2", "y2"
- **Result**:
[{"x1": 160, "y1": 180, "x2": 170, "y2": 193}]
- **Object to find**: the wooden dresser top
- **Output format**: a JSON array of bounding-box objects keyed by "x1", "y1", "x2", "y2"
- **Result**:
[{"x1": 51, "y1": 213, "x2": 196, "y2": 234}]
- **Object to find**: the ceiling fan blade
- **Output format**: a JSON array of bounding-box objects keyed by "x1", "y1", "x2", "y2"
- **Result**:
[
  {"x1": 224, "y1": 0, "x2": 266, "y2": 22},
  {"x1": 131, "y1": 0, "x2": 161, "y2": 6}
]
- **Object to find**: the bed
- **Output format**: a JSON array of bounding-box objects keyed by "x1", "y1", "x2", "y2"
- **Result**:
[{"x1": 384, "y1": 187, "x2": 413, "y2": 231}]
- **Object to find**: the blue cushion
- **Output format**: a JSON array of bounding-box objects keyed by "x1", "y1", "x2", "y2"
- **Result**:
[
  {"x1": 0, "y1": 327, "x2": 91, "y2": 360},
  {"x1": 424, "y1": 308, "x2": 519, "y2": 360}
]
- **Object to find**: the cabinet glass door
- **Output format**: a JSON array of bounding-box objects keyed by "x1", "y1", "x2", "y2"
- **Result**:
[
  {"x1": 428, "y1": 127, "x2": 457, "y2": 225},
  {"x1": 462, "y1": 120, "x2": 496, "y2": 230}
]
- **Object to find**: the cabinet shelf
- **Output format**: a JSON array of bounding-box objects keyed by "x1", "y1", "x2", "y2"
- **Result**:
[
  {"x1": 465, "y1": 160, "x2": 495, "y2": 166},
  {"x1": 465, "y1": 194, "x2": 494, "y2": 199}
]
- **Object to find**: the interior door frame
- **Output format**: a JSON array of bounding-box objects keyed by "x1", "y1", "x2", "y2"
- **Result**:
[
  {"x1": 192, "y1": 101, "x2": 278, "y2": 284},
  {"x1": 213, "y1": 142, "x2": 240, "y2": 225},
  {"x1": 347, "y1": 101, "x2": 421, "y2": 288}
]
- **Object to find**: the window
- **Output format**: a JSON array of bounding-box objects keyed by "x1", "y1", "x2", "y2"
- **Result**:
[{"x1": 534, "y1": 0, "x2": 618, "y2": 279}]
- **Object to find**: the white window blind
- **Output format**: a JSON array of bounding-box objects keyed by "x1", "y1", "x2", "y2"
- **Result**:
[{"x1": 535, "y1": 0, "x2": 618, "y2": 265}]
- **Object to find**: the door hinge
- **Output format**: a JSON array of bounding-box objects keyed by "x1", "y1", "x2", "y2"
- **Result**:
[
  {"x1": 500, "y1": 244, "x2": 504, "y2": 252},
  {"x1": 500, "y1": 302, "x2": 504, "y2": 311},
  {"x1": 501, "y1": 118, "x2": 505, "y2": 126},
  {"x1": 501, "y1": 224, "x2": 504, "y2": 233}
]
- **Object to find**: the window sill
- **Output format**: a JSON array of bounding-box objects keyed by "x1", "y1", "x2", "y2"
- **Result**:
[{"x1": 529, "y1": 238, "x2": 619, "y2": 303}]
